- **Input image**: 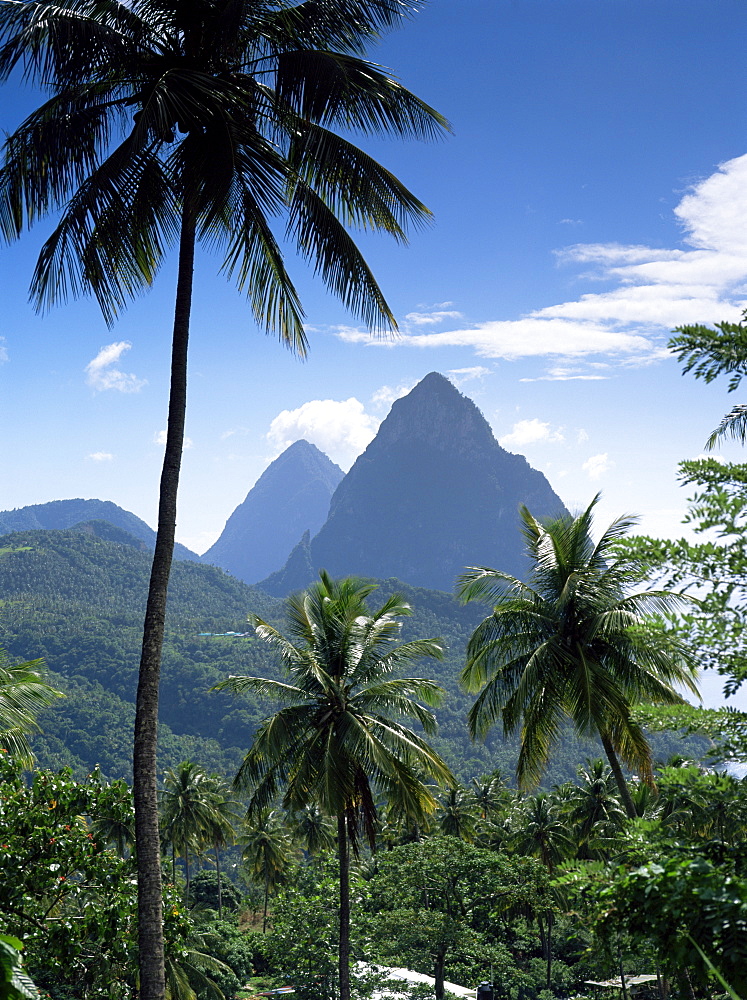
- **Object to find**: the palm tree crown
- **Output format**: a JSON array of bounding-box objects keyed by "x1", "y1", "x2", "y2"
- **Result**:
[
  {"x1": 215, "y1": 571, "x2": 453, "y2": 1000},
  {"x1": 0, "y1": 0, "x2": 446, "y2": 339},
  {"x1": 217, "y1": 571, "x2": 452, "y2": 841},
  {"x1": 457, "y1": 495, "x2": 698, "y2": 818},
  {"x1": 0, "y1": 649, "x2": 62, "y2": 767}
]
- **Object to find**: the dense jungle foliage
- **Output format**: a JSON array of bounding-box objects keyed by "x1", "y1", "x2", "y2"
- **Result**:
[{"x1": 0, "y1": 526, "x2": 705, "y2": 784}]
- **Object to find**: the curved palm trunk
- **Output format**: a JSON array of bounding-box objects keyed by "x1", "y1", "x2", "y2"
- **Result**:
[
  {"x1": 337, "y1": 813, "x2": 351, "y2": 1000},
  {"x1": 134, "y1": 203, "x2": 196, "y2": 1000},
  {"x1": 600, "y1": 734, "x2": 637, "y2": 820}
]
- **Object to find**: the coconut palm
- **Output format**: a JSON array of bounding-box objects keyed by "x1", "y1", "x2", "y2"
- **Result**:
[
  {"x1": 565, "y1": 759, "x2": 627, "y2": 858},
  {"x1": 215, "y1": 571, "x2": 454, "y2": 1000},
  {"x1": 240, "y1": 808, "x2": 295, "y2": 931},
  {"x1": 436, "y1": 786, "x2": 479, "y2": 842},
  {"x1": 160, "y1": 762, "x2": 227, "y2": 903},
  {"x1": 512, "y1": 792, "x2": 573, "y2": 872},
  {"x1": 200, "y1": 775, "x2": 240, "y2": 920},
  {"x1": 458, "y1": 495, "x2": 699, "y2": 819},
  {"x1": 286, "y1": 803, "x2": 336, "y2": 856},
  {"x1": 470, "y1": 772, "x2": 510, "y2": 822},
  {"x1": 669, "y1": 316, "x2": 747, "y2": 449},
  {"x1": 511, "y1": 792, "x2": 571, "y2": 988},
  {"x1": 0, "y1": 3, "x2": 447, "y2": 994},
  {"x1": 0, "y1": 649, "x2": 62, "y2": 767}
]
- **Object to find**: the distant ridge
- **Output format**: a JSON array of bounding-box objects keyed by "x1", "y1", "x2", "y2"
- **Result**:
[
  {"x1": 202, "y1": 440, "x2": 343, "y2": 584},
  {"x1": 262, "y1": 372, "x2": 568, "y2": 595},
  {"x1": 0, "y1": 498, "x2": 200, "y2": 562}
]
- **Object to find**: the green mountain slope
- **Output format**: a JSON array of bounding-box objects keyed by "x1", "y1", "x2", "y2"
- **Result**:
[{"x1": 0, "y1": 528, "x2": 704, "y2": 785}]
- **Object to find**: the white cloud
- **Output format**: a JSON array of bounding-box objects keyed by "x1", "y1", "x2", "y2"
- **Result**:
[
  {"x1": 404, "y1": 309, "x2": 464, "y2": 326},
  {"x1": 87, "y1": 451, "x2": 113, "y2": 462},
  {"x1": 0, "y1": 339, "x2": 7, "y2": 363},
  {"x1": 371, "y1": 382, "x2": 416, "y2": 409},
  {"x1": 267, "y1": 398, "x2": 380, "y2": 470},
  {"x1": 154, "y1": 430, "x2": 193, "y2": 449},
  {"x1": 401, "y1": 318, "x2": 655, "y2": 359},
  {"x1": 338, "y1": 155, "x2": 747, "y2": 374},
  {"x1": 499, "y1": 419, "x2": 565, "y2": 449},
  {"x1": 583, "y1": 453, "x2": 613, "y2": 480},
  {"x1": 447, "y1": 366, "x2": 492, "y2": 387},
  {"x1": 85, "y1": 341, "x2": 146, "y2": 393},
  {"x1": 576, "y1": 429, "x2": 589, "y2": 445}
]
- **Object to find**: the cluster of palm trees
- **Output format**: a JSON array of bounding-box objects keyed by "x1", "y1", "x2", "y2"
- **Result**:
[{"x1": 206, "y1": 498, "x2": 700, "y2": 1000}]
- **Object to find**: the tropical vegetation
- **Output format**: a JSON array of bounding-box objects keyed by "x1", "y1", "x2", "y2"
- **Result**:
[
  {"x1": 0, "y1": 301, "x2": 745, "y2": 999},
  {"x1": 457, "y1": 495, "x2": 699, "y2": 817}
]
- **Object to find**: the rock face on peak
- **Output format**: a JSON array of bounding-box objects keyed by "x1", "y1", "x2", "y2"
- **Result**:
[
  {"x1": 202, "y1": 440, "x2": 344, "y2": 584},
  {"x1": 261, "y1": 373, "x2": 568, "y2": 596}
]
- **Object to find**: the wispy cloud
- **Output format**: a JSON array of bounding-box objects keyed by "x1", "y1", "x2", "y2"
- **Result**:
[
  {"x1": 499, "y1": 419, "x2": 565, "y2": 449},
  {"x1": 447, "y1": 366, "x2": 492, "y2": 387},
  {"x1": 0, "y1": 338, "x2": 8, "y2": 364},
  {"x1": 87, "y1": 451, "x2": 113, "y2": 462},
  {"x1": 371, "y1": 382, "x2": 416, "y2": 409},
  {"x1": 583, "y1": 453, "x2": 613, "y2": 480},
  {"x1": 404, "y1": 309, "x2": 464, "y2": 326},
  {"x1": 337, "y1": 155, "x2": 747, "y2": 374},
  {"x1": 85, "y1": 342, "x2": 146, "y2": 393},
  {"x1": 267, "y1": 398, "x2": 379, "y2": 470}
]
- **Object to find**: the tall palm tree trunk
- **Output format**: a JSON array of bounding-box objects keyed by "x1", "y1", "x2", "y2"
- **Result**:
[
  {"x1": 263, "y1": 865, "x2": 269, "y2": 933},
  {"x1": 337, "y1": 813, "x2": 351, "y2": 1000},
  {"x1": 600, "y1": 734, "x2": 637, "y2": 820},
  {"x1": 134, "y1": 203, "x2": 196, "y2": 1000},
  {"x1": 214, "y1": 844, "x2": 223, "y2": 921},
  {"x1": 184, "y1": 847, "x2": 191, "y2": 904}
]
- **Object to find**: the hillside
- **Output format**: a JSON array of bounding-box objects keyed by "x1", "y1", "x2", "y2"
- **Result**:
[
  {"x1": 0, "y1": 528, "x2": 704, "y2": 785},
  {"x1": 0, "y1": 498, "x2": 200, "y2": 562}
]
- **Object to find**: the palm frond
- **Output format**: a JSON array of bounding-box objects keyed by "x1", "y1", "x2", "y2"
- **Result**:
[
  {"x1": 285, "y1": 176, "x2": 396, "y2": 334},
  {"x1": 275, "y1": 49, "x2": 449, "y2": 139}
]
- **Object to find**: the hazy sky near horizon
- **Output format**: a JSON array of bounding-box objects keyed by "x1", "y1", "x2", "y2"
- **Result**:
[{"x1": 2, "y1": 0, "x2": 747, "y2": 580}]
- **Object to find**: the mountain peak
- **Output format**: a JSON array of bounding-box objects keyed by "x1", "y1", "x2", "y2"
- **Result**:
[
  {"x1": 261, "y1": 372, "x2": 568, "y2": 595},
  {"x1": 202, "y1": 441, "x2": 343, "y2": 584},
  {"x1": 376, "y1": 373, "x2": 495, "y2": 454}
]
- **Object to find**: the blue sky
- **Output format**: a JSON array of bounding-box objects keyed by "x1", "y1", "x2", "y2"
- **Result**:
[{"x1": 2, "y1": 0, "x2": 747, "y2": 582}]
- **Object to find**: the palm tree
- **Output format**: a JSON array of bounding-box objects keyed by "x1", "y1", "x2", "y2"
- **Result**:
[
  {"x1": 240, "y1": 808, "x2": 295, "y2": 931},
  {"x1": 0, "y1": 4, "x2": 447, "y2": 995},
  {"x1": 566, "y1": 759, "x2": 627, "y2": 858},
  {"x1": 512, "y1": 792, "x2": 573, "y2": 872},
  {"x1": 511, "y1": 792, "x2": 572, "y2": 988},
  {"x1": 215, "y1": 571, "x2": 454, "y2": 1000},
  {"x1": 669, "y1": 315, "x2": 747, "y2": 449},
  {"x1": 200, "y1": 776, "x2": 240, "y2": 920},
  {"x1": 286, "y1": 803, "x2": 336, "y2": 856},
  {"x1": 0, "y1": 649, "x2": 62, "y2": 767},
  {"x1": 159, "y1": 761, "x2": 225, "y2": 903},
  {"x1": 470, "y1": 772, "x2": 510, "y2": 822},
  {"x1": 457, "y1": 495, "x2": 699, "y2": 819},
  {"x1": 436, "y1": 786, "x2": 479, "y2": 842}
]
